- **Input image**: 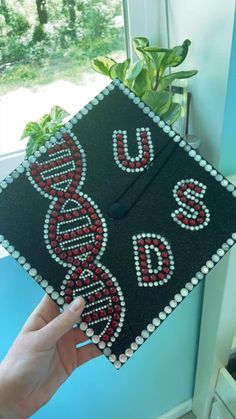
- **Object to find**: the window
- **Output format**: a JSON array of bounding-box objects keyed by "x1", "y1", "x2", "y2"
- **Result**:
[{"x1": 0, "y1": 0, "x2": 126, "y2": 158}]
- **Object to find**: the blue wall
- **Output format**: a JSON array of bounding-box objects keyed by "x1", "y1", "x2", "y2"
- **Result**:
[
  {"x1": 219, "y1": 11, "x2": 236, "y2": 176},
  {"x1": 0, "y1": 256, "x2": 204, "y2": 418}
]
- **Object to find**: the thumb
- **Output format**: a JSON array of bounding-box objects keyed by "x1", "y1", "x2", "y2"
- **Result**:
[{"x1": 38, "y1": 296, "x2": 86, "y2": 348}]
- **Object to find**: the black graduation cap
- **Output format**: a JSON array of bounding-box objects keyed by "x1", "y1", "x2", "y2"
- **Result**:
[{"x1": 0, "y1": 78, "x2": 236, "y2": 369}]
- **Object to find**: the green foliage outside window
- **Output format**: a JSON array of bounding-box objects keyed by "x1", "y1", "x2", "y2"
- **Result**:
[{"x1": 0, "y1": 0, "x2": 124, "y2": 92}]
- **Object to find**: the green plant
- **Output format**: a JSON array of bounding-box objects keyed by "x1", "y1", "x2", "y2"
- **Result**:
[
  {"x1": 21, "y1": 106, "x2": 69, "y2": 157},
  {"x1": 91, "y1": 37, "x2": 198, "y2": 125}
]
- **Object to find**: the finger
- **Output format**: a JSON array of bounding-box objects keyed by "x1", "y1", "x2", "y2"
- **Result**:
[
  {"x1": 73, "y1": 327, "x2": 89, "y2": 345},
  {"x1": 37, "y1": 296, "x2": 86, "y2": 348},
  {"x1": 22, "y1": 295, "x2": 60, "y2": 332},
  {"x1": 76, "y1": 342, "x2": 102, "y2": 367}
]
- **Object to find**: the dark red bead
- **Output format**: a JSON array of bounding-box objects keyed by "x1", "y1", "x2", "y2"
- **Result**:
[
  {"x1": 112, "y1": 296, "x2": 119, "y2": 303},
  {"x1": 92, "y1": 312, "x2": 98, "y2": 320},
  {"x1": 81, "y1": 261, "x2": 88, "y2": 268},
  {"x1": 65, "y1": 288, "x2": 72, "y2": 295},
  {"x1": 107, "y1": 307, "x2": 114, "y2": 314},
  {"x1": 197, "y1": 218, "x2": 204, "y2": 224},
  {"x1": 102, "y1": 334, "x2": 109, "y2": 342},
  {"x1": 106, "y1": 280, "x2": 112, "y2": 287},
  {"x1": 87, "y1": 295, "x2": 95, "y2": 303},
  {"x1": 65, "y1": 296, "x2": 71, "y2": 303},
  {"x1": 76, "y1": 280, "x2": 82, "y2": 287},
  {"x1": 84, "y1": 278, "x2": 90, "y2": 286},
  {"x1": 110, "y1": 287, "x2": 116, "y2": 294}
]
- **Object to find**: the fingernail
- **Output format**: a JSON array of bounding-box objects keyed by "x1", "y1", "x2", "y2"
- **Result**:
[{"x1": 69, "y1": 296, "x2": 85, "y2": 313}]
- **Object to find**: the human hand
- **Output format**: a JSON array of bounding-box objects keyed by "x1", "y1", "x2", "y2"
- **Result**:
[{"x1": 0, "y1": 295, "x2": 101, "y2": 419}]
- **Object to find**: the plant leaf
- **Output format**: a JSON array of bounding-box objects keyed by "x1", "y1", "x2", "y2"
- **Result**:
[
  {"x1": 160, "y1": 40, "x2": 192, "y2": 72},
  {"x1": 142, "y1": 90, "x2": 172, "y2": 116},
  {"x1": 160, "y1": 70, "x2": 198, "y2": 90},
  {"x1": 133, "y1": 37, "x2": 149, "y2": 59},
  {"x1": 20, "y1": 122, "x2": 43, "y2": 140},
  {"x1": 90, "y1": 56, "x2": 116, "y2": 76},
  {"x1": 143, "y1": 46, "x2": 168, "y2": 53},
  {"x1": 109, "y1": 58, "x2": 130, "y2": 82},
  {"x1": 125, "y1": 60, "x2": 143, "y2": 82},
  {"x1": 171, "y1": 39, "x2": 191, "y2": 67},
  {"x1": 26, "y1": 136, "x2": 38, "y2": 157},
  {"x1": 161, "y1": 102, "x2": 182, "y2": 125},
  {"x1": 39, "y1": 113, "x2": 51, "y2": 129},
  {"x1": 50, "y1": 105, "x2": 69, "y2": 123},
  {"x1": 131, "y1": 68, "x2": 152, "y2": 97},
  {"x1": 142, "y1": 47, "x2": 166, "y2": 72}
]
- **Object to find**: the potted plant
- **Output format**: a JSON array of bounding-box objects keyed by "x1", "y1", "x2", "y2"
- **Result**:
[
  {"x1": 91, "y1": 37, "x2": 198, "y2": 127},
  {"x1": 21, "y1": 106, "x2": 69, "y2": 157}
]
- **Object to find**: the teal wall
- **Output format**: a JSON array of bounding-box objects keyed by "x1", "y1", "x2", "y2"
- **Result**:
[
  {"x1": 219, "y1": 11, "x2": 236, "y2": 175},
  {"x1": 0, "y1": 256, "x2": 204, "y2": 418}
]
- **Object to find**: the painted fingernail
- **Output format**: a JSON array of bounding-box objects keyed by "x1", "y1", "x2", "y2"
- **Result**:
[{"x1": 69, "y1": 296, "x2": 85, "y2": 313}]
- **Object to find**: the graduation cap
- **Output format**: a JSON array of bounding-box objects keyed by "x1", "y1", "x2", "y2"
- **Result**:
[{"x1": 0, "y1": 78, "x2": 236, "y2": 369}]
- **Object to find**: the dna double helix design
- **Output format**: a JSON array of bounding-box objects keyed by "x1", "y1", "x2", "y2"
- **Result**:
[{"x1": 27, "y1": 132, "x2": 125, "y2": 348}]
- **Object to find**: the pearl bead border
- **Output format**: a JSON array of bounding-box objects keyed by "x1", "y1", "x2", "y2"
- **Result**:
[{"x1": 1, "y1": 78, "x2": 236, "y2": 369}]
